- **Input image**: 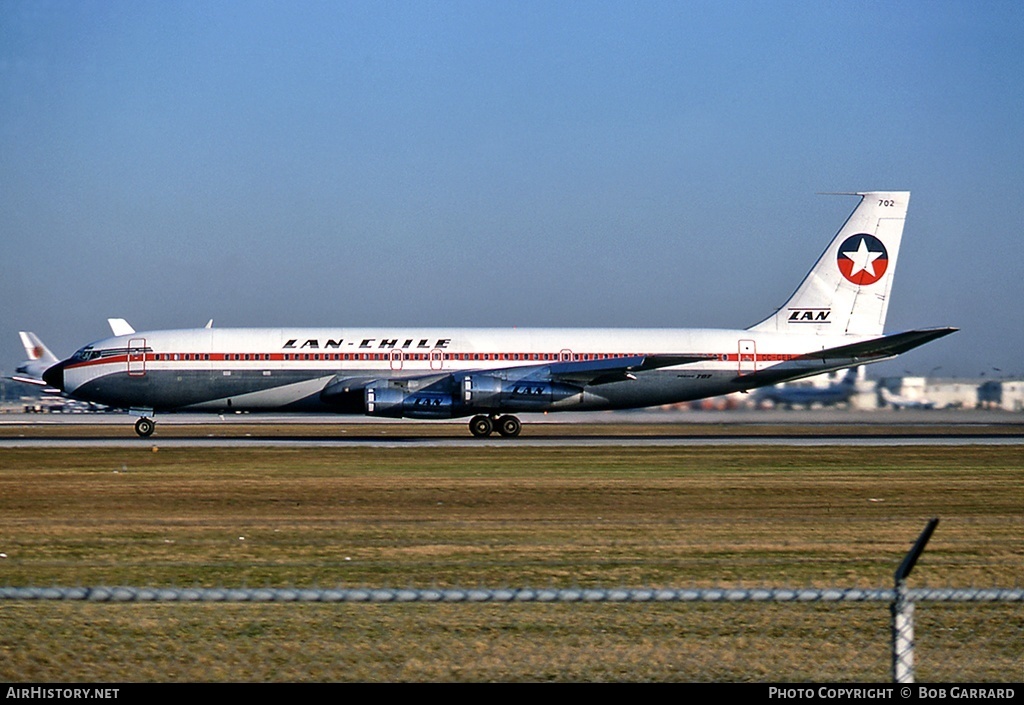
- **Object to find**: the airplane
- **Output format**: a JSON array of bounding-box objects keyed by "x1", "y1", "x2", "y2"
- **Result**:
[
  {"x1": 39, "y1": 191, "x2": 956, "y2": 438},
  {"x1": 878, "y1": 386, "x2": 936, "y2": 410},
  {"x1": 10, "y1": 332, "x2": 61, "y2": 391},
  {"x1": 753, "y1": 366, "x2": 860, "y2": 409}
]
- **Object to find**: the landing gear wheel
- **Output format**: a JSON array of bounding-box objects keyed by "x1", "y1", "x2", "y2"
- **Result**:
[
  {"x1": 497, "y1": 415, "x2": 522, "y2": 438},
  {"x1": 134, "y1": 417, "x2": 155, "y2": 438},
  {"x1": 469, "y1": 415, "x2": 493, "y2": 438}
]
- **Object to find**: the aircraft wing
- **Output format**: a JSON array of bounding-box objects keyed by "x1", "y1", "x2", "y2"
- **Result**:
[
  {"x1": 544, "y1": 354, "x2": 713, "y2": 386},
  {"x1": 319, "y1": 354, "x2": 710, "y2": 407},
  {"x1": 734, "y1": 327, "x2": 958, "y2": 387}
]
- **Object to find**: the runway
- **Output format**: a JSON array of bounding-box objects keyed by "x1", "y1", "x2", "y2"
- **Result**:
[{"x1": 2, "y1": 409, "x2": 1022, "y2": 447}]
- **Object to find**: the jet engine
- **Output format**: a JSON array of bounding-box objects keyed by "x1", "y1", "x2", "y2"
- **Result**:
[
  {"x1": 454, "y1": 373, "x2": 582, "y2": 412},
  {"x1": 323, "y1": 372, "x2": 584, "y2": 420},
  {"x1": 364, "y1": 382, "x2": 454, "y2": 419}
]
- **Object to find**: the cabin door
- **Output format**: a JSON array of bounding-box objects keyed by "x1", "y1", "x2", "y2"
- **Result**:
[
  {"x1": 737, "y1": 339, "x2": 757, "y2": 376},
  {"x1": 127, "y1": 338, "x2": 147, "y2": 377}
]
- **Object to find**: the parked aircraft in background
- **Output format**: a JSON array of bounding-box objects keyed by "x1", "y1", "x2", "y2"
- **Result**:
[
  {"x1": 878, "y1": 386, "x2": 936, "y2": 410},
  {"x1": 39, "y1": 191, "x2": 955, "y2": 438},
  {"x1": 10, "y1": 332, "x2": 61, "y2": 391},
  {"x1": 753, "y1": 367, "x2": 860, "y2": 409}
]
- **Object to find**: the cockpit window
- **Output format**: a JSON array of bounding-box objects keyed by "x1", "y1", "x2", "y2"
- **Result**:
[
  {"x1": 71, "y1": 344, "x2": 149, "y2": 362},
  {"x1": 72, "y1": 347, "x2": 103, "y2": 361}
]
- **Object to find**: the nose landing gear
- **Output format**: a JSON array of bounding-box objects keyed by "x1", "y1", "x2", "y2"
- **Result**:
[{"x1": 134, "y1": 417, "x2": 155, "y2": 437}]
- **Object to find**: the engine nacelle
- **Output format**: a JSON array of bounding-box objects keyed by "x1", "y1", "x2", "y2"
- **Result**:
[
  {"x1": 456, "y1": 373, "x2": 582, "y2": 412},
  {"x1": 364, "y1": 383, "x2": 455, "y2": 419},
  {"x1": 331, "y1": 374, "x2": 584, "y2": 420}
]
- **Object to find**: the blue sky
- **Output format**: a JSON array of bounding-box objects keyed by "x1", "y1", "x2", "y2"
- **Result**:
[{"x1": 2, "y1": 0, "x2": 1022, "y2": 379}]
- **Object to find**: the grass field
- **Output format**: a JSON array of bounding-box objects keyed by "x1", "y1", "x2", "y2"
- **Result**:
[{"x1": 1, "y1": 441, "x2": 1020, "y2": 681}]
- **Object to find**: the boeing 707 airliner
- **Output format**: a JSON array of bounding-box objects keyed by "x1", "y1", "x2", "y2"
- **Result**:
[{"x1": 32, "y1": 191, "x2": 955, "y2": 437}]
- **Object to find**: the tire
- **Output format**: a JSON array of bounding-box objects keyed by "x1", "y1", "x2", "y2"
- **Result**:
[
  {"x1": 497, "y1": 415, "x2": 521, "y2": 437},
  {"x1": 134, "y1": 417, "x2": 155, "y2": 438},
  {"x1": 469, "y1": 415, "x2": 493, "y2": 438}
]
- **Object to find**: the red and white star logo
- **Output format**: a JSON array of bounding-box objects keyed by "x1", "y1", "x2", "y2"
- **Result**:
[{"x1": 837, "y1": 234, "x2": 888, "y2": 285}]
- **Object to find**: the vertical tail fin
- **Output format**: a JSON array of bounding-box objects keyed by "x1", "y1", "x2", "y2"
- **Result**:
[
  {"x1": 11, "y1": 332, "x2": 60, "y2": 387},
  {"x1": 19, "y1": 332, "x2": 59, "y2": 365},
  {"x1": 749, "y1": 191, "x2": 909, "y2": 337}
]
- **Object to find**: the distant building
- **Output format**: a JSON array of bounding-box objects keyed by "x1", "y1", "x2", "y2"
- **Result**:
[
  {"x1": 977, "y1": 379, "x2": 1024, "y2": 411},
  {"x1": 878, "y1": 377, "x2": 1024, "y2": 411}
]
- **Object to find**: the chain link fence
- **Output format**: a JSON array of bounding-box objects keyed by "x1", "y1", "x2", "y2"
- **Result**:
[{"x1": 2, "y1": 585, "x2": 1020, "y2": 682}]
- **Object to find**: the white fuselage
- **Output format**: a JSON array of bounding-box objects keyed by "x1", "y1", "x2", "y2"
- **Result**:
[{"x1": 58, "y1": 326, "x2": 866, "y2": 416}]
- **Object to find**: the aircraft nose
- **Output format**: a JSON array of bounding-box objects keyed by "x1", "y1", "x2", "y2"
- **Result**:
[{"x1": 42, "y1": 361, "x2": 66, "y2": 390}]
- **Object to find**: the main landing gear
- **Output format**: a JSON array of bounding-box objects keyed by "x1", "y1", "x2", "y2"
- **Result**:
[
  {"x1": 134, "y1": 417, "x2": 156, "y2": 438},
  {"x1": 469, "y1": 414, "x2": 522, "y2": 438}
]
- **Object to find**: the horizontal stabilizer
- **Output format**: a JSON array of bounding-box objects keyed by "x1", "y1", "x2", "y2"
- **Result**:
[
  {"x1": 734, "y1": 327, "x2": 958, "y2": 387},
  {"x1": 794, "y1": 327, "x2": 958, "y2": 362},
  {"x1": 8, "y1": 375, "x2": 57, "y2": 390}
]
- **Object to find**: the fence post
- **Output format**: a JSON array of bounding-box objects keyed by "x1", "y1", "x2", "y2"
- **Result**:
[{"x1": 892, "y1": 518, "x2": 939, "y2": 683}]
